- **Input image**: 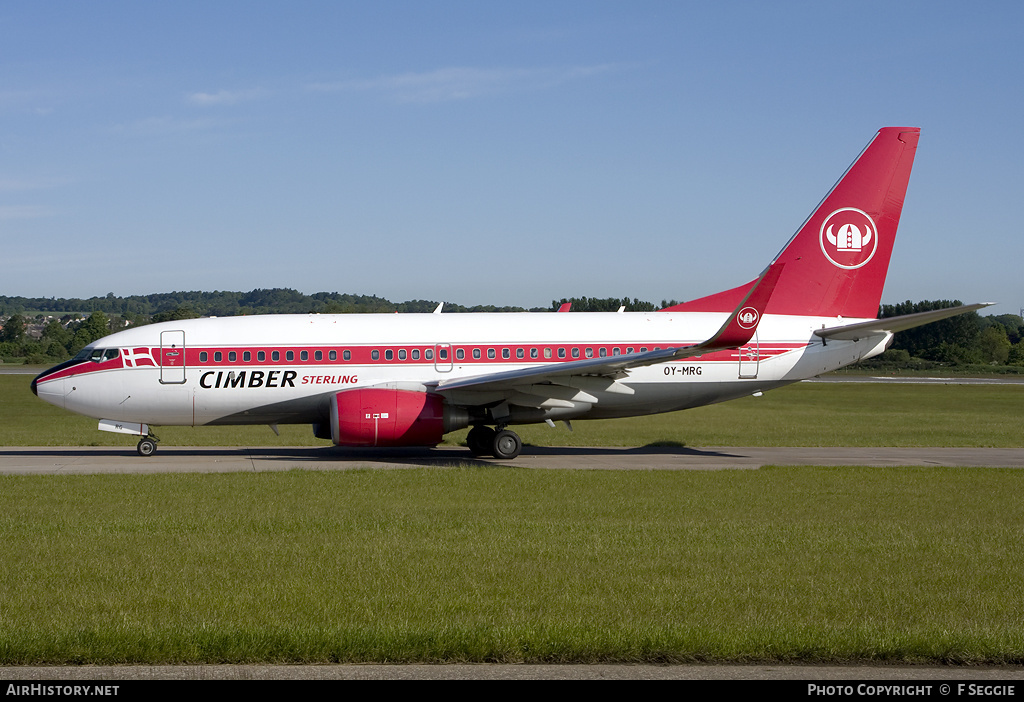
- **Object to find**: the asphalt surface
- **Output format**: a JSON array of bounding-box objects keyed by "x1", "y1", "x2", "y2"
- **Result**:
[{"x1": 1, "y1": 444, "x2": 1024, "y2": 474}]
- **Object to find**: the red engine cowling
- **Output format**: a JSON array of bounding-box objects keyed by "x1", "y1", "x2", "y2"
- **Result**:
[{"x1": 330, "y1": 388, "x2": 465, "y2": 447}]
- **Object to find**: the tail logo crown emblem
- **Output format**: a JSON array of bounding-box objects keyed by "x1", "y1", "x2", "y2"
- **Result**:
[
  {"x1": 820, "y1": 207, "x2": 878, "y2": 269},
  {"x1": 737, "y1": 307, "x2": 759, "y2": 329}
]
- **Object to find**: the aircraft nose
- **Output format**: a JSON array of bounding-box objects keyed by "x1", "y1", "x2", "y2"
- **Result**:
[{"x1": 31, "y1": 368, "x2": 66, "y2": 410}]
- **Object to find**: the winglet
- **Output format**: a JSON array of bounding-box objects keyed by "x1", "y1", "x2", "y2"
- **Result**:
[{"x1": 699, "y1": 262, "x2": 785, "y2": 350}]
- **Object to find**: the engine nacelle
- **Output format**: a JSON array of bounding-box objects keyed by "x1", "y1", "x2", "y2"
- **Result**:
[{"x1": 329, "y1": 388, "x2": 468, "y2": 447}]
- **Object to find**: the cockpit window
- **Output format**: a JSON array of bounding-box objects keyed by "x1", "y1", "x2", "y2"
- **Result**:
[{"x1": 78, "y1": 348, "x2": 120, "y2": 363}]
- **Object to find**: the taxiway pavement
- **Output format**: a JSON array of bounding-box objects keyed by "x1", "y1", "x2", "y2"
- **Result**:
[{"x1": 1, "y1": 445, "x2": 1023, "y2": 474}]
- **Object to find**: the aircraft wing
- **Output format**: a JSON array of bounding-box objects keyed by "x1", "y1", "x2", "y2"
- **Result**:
[
  {"x1": 433, "y1": 262, "x2": 784, "y2": 397},
  {"x1": 813, "y1": 303, "x2": 992, "y2": 341}
]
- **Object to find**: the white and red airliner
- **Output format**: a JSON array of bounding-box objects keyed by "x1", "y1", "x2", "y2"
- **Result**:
[{"x1": 32, "y1": 127, "x2": 985, "y2": 458}]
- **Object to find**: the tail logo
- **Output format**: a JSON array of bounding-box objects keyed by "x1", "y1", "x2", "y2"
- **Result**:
[
  {"x1": 820, "y1": 207, "x2": 877, "y2": 269},
  {"x1": 737, "y1": 307, "x2": 759, "y2": 329}
]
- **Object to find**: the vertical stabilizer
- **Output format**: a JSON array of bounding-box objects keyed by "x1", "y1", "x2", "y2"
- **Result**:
[{"x1": 666, "y1": 127, "x2": 920, "y2": 319}]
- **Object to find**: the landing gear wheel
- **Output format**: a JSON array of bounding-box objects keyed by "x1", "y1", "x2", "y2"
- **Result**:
[
  {"x1": 491, "y1": 429, "x2": 522, "y2": 460},
  {"x1": 137, "y1": 438, "x2": 158, "y2": 457},
  {"x1": 467, "y1": 426, "x2": 496, "y2": 457}
]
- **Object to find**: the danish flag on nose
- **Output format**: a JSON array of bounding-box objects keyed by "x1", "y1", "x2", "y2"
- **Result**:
[{"x1": 122, "y1": 347, "x2": 157, "y2": 367}]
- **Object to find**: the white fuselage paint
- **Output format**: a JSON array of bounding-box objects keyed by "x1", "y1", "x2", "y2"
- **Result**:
[{"x1": 35, "y1": 312, "x2": 890, "y2": 428}]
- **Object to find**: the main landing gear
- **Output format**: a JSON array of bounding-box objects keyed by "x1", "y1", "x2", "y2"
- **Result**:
[{"x1": 466, "y1": 425, "x2": 522, "y2": 460}]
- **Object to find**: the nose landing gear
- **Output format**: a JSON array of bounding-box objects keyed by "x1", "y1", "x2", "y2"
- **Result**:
[{"x1": 136, "y1": 433, "x2": 160, "y2": 457}]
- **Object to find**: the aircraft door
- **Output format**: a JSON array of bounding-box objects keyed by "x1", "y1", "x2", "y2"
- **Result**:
[
  {"x1": 434, "y1": 343, "x2": 453, "y2": 373},
  {"x1": 738, "y1": 332, "x2": 759, "y2": 379},
  {"x1": 159, "y1": 330, "x2": 187, "y2": 384}
]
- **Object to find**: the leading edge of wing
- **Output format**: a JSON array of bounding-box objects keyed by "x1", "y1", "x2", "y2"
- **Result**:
[
  {"x1": 433, "y1": 262, "x2": 785, "y2": 395},
  {"x1": 813, "y1": 302, "x2": 993, "y2": 341}
]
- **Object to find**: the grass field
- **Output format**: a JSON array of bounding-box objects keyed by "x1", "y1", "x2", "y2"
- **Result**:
[
  {"x1": 2, "y1": 375, "x2": 1023, "y2": 664},
  {"x1": 2, "y1": 374, "x2": 1023, "y2": 448},
  {"x1": 1, "y1": 467, "x2": 1023, "y2": 664}
]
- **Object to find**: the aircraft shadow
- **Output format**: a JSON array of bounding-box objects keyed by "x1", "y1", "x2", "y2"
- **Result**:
[{"x1": 0, "y1": 444, "x2": 748, "y2": 464}]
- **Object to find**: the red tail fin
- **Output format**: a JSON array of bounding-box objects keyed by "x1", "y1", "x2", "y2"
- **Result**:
[{"x1": 666, "y1": 127, "x2": 920, "y2": 318}]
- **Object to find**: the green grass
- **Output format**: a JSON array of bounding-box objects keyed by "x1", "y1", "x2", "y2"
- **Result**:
[
  {"x1": 2, "y1": 375, "x2": 1022, "y2": 448},
  {"x1": 1, "y1": 467, "x2": 1023, "y2": 664},
  {"x1": 4, "y1": 375, "x2": 1024, "y2": 664}
]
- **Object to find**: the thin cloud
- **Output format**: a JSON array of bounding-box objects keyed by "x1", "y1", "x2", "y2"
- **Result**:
[
  {"x1": 0, "y1": 205, "x2": 52, "y2": 220},
  {"x1": 308, "y1": 64, "x2": 621, "y2": 103},
  {"x1": 186, "y1": 88, "x2": 267, "y2": 106},
  {"x1": 111, "y1": 115, "x2": 225, "y2": 135},
  {"x1": 0, "y1": 177, "x2": 71, "y2": 192}
]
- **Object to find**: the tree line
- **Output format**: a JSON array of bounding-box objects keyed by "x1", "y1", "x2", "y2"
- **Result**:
[
  {"x1": 865, "y1": 300, "x2": 1024, "y2": 370},
  {"x1": 0, "y1": 292, "x2": 1020, "y2": 372},
  {"x1": 0, "y1": 290, "x2": 667, "y2": 363}
]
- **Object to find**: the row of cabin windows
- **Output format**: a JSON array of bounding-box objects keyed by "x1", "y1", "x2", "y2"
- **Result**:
[
  {"x1": 196, "y1": 346, "x2": 656, "y2": 364},
  {"x1": 198, "y1": 349, "x2": 352, "y2": 363}
]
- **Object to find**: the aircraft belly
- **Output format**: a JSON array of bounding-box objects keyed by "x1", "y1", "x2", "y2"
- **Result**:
[{"x1": 576, "y1": 379, "x2": 791, "y2": 420}]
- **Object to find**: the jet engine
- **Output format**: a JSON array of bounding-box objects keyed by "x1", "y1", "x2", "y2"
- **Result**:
[{"x1": 328, "y1": 388, "x2": 468, "y2": 447}]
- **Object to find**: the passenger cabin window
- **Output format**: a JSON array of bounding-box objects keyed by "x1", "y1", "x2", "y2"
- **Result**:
[
  {"x1": 502, "y1": 349, "x2": 510, "y2": 360},
  {"x1": 314, "y1": 350, "x2": 323, "y2": 361},
  {"x1": 398, "y1": 349, "x2": 406, "y2": 361},
  {"x1": 243, "y1": 351, "x2": 251, "y2": 362},
  {"x1": 286, "y1": 351, "x2": 294, "y2": 361},
  {"x1": 385, "y1": 349, "x2": 393, "y2": 361},
  {"x1": 329, "y1": 350, "x2": 337, "y2": 361},
  {"x1": 473, "y1": 349, "x2": 481, "y2": 360},
  {"x1": 456, "y1": 348, "x2": 464, "y2": 360},
  {"x1": 200, "y1": 352, "x2": 208, "y2": 363},
  {"x1": 585, "y1": 348, "x2": 594, "y2": 358},
  {"x1": 300, "y1": 351, "x2": 308, "y2": 361},
  {"x1": 411, "y1": 349, "x2": 419, "y2": 360},
  {"x1": 371, "y1": 350, "x2": 379, "y2": 360},
  {"x1": 343, "y1": 350, "x2": 351, "y2": 361},
  {"x1": 272, "y1": 351, "x2": 280, "y2": 362},
  {"x1": 425, "y1": 349, "x2": 433, "y2": 360},
  {"x1": 257, "y1": 351, "x2": 266, "y2": 362},
  {"x1": 572, "y1": 348, "x2": 581, "y2": 359},
  {"x1": 215, "y1": 352, "x2": 223, "y2": 362},
  {"x1": 487, "y1": 349, "x2": 496, "y2": 359},
  {"x1": 557, "y1": 348, "x2": 566, "y2": 359},
  {"x1": 229, "y1": 351, "x2": 237, "y2": 362}
]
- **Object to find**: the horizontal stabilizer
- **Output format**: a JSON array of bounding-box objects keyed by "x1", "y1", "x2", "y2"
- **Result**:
[{"x1": 814, "y1": 303, "x2": 992, "y2": 341}]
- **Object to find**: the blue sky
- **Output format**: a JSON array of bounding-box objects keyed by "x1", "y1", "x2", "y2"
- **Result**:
[{"x1": 2, "y1": 1, "x2": 1022, "y2": 314}]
